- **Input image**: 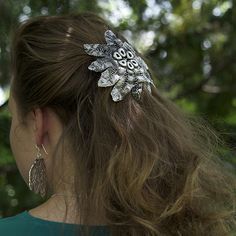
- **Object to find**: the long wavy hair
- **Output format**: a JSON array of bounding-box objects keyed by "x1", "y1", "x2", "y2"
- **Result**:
[{"x1": 9, "y1": 12, "x2": 236, "y2": 236}]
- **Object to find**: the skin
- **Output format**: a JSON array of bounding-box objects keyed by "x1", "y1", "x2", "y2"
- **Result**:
[
  {"x1": 7, "y1": 89, "x2": 81, "y2": 224},
  {"x1": 8, "y1": 85, "x2": 108, "y2": 226}
]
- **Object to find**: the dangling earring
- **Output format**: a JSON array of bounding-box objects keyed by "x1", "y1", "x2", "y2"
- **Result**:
[{"x1": 28, "y1": 144, "x2": 48, "y2": 197}]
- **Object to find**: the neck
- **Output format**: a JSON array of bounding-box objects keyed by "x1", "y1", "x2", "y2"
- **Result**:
[{"x1": 29, "y1": 193, "x2": 107, "y2": 226}]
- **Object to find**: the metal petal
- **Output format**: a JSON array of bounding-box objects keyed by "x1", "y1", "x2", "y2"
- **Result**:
[
  {"x1": 131, "y1": 83, "x2": 143, "y2": 101},
  {"x1": 133, "y1": 61, "x2": 155, "y2": 86},
  {"x1": 136, "y1": 74, "x2": 151, "y2": 83},
  {"x1": 98, "y1": 68, "x2": 120, "y2": 87},
  {"x1": 84, "y1": 44, "x2": 110, "y2": 57},
  {"x1": 111, "y1": 77, "x2": 133, "y2": 102},
  {"x1": 123, "y1": 42, "x2": 136, "y2": 55},
  {"x1": 117, "y1": 66, "x2": 127, "y2": 75},
  {"x1": 127, "y1": 75, "x2": 136, "y2": 83},
  {"x1": 136, "y1": 56, "x2": 149, "y2": 70},
  {"x1": 142, "y1": 70, "x2": 155, "y2": 87},
  {"x1": 146, "y1": 83, "x2": 152, "y2": 93},
  {"x1": 88, "y1": 58, "x2": 113, "y2": 72},
  {"x1": 120, "y1": 80, "x2": 134, "y2": 95},
  {"x1": 150, "y1": 79, "x2": 155, "y2": 87},
  {"x1": 105, "y1": 30, "x2": 123, "y2": 47}
]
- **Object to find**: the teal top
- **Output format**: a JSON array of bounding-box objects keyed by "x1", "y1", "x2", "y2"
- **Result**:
[{"x1": 0, "y1": 210, "x2": 110, "y2": 236}]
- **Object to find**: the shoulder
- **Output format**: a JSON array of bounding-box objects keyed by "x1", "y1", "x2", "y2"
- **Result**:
[
  {"x1": 0, "y1": 211, "x2": 29, "y2": 235},
  {"x1": 0, "y1": 211, "x2": 110, "y2": 236},
  {"x1": 0, "y1": 211, "x2": 49, "y2": 236}
]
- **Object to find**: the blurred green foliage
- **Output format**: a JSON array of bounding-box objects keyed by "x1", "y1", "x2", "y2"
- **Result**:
[{"x1": 0, "y1": 0, "x2": 235, "y2": 218}]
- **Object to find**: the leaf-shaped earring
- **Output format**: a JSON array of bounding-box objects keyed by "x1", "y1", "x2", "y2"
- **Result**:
[{"x1": 28, "y1": 144, "x2": 48, "y2": 197}]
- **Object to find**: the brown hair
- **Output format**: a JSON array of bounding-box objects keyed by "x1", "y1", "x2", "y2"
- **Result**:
[{"x1": 10, "y1": 12, "x2": 236, "y2": 236}]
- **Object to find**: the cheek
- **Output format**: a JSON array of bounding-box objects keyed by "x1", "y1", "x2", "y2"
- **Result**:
[
  {"x1": 9, "y1": 118, "x2": 33, "y2": 184},
  {"x1": 9, "y1": 117, "x2": 18, "y2": 160}
]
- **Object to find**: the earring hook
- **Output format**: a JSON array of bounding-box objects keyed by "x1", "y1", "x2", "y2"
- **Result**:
[
  {"x1": 35, "y1": 144, "x2": 48, "y2": 155},
  {"x1": 41, "y1": 144, "x2": 48, "y2": 155}
]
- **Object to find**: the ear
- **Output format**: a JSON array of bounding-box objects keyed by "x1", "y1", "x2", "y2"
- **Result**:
[{"x1": 33, "y1": 107, "x2": 49, "y2": 147}]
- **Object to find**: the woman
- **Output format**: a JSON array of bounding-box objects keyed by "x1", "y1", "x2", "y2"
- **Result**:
[{"x1": 0, "y1": 12, "x2": 235, "y2": 236}]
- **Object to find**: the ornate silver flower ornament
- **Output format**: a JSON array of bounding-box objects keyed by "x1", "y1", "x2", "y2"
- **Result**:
[{"x1": 84, "y1": 30, "x2": 156, "y2": 102}]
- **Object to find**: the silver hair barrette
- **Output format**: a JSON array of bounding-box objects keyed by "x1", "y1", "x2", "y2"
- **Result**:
[{"x1": 83, "y1": 30, "x2": 156, "y2": 102}]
